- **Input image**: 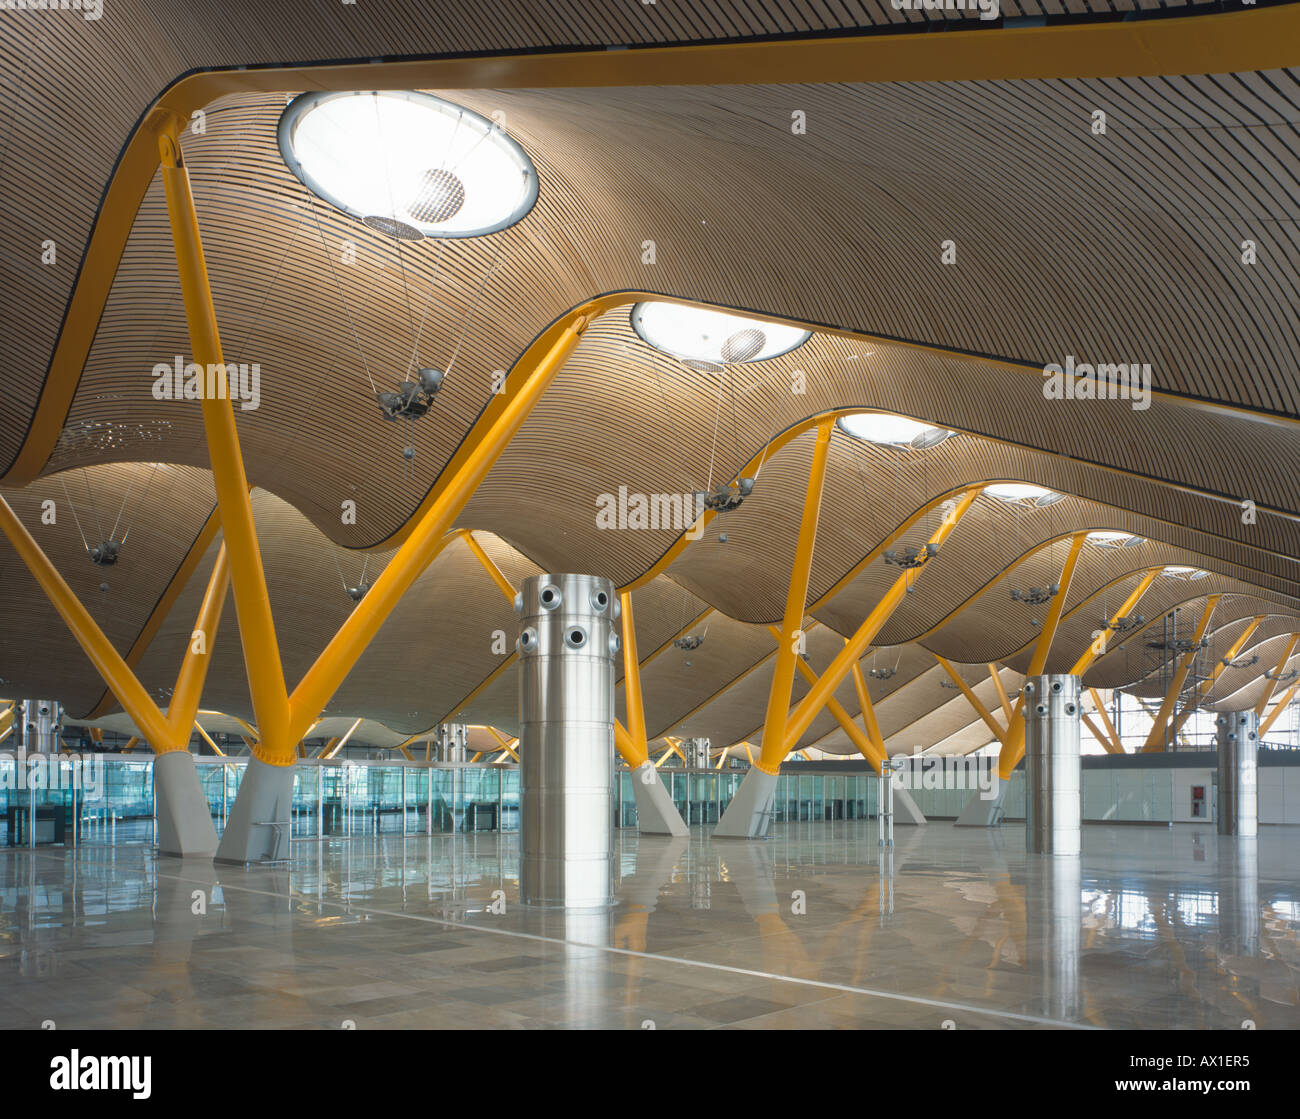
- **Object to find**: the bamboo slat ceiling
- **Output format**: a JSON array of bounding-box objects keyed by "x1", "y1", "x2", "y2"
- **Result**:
[{"x1": 1, "y1": 10, "x2": 1298, "y2": 751}]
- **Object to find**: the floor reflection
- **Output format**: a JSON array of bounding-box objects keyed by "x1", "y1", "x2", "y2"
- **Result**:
[{"x1": 0, "y1": 822, "x2": 1295, "y2": 1029}]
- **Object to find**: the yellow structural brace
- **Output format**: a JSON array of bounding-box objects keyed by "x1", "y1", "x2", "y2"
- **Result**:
[
  {"x1": 0, "y1": 494, "x2": 233, "y2": 754},
  {"x1": 1141, "y1": 595, "x2": 1221, "y2": 752},
  {"x1": 1254, "y1": 633, "x2": 1300, "y2": 719},
  {"x1": 1089, "y1": 689, "x2": 1124, "y2": 754},
  {"x1": 778, "y1": 486, "x2": 982, "y2": 759},
  {"x1": 1260, "y1": 677, "x2": 1300, "y2": 737},
  {"x1": 754, "y1": 420, "x2": 834, "y2": 775},
  {"x1": 935, "y1": 654, "x2": 1007, "y2": 746},
  {"x1": 159, "y1": 128, "x2": 292, "y2": 761},
  {"x1": 996, "y1": 531, "x2": 1086, "y2": 778},
  {"x1": 1171, "y1": 615, "x2": 1265, "y2": 735},
  {"x1": 620, "y1": 592, "x2": 651, "y2": 770},
  {"x1": 772, "y1": 627, "x2": 886, "y2": 773},
  {"x1": 1069, "y1": 568, "x2": 1159, "y2": 677},
  {"x1": 286, "y1": 315, "x2": 591, "y2": 749}
]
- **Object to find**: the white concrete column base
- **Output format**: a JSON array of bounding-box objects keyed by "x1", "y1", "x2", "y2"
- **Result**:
[
  {"x1": 215, "y1": 756, "x2": 295, "y2": 864},
  {"x1": 955, "y1": 783, "x2": 1005, "y2": 827},
  {"x1": 630, "y1": 762, "x2": 689, "y2": 836},
  {"x1": 713, "y1": 767, "x2": 778, "y2": 839},
  {"x1": 154, "y1": 750, "x2": 218, "y2": 858},
  {"x1": 892, "y1": 784, "x2": 927, "y2": 825}
]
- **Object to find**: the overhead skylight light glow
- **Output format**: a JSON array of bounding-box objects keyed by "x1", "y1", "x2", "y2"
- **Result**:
[
  {"x1": 630, "y1": 303, "x2": 810, "y2": 364},
  {"x1": 1163, "y1": 565, "x2": 1209, "y2": 579},
  {"x1": 985, "y1": 483, "x2": 1064, "y2": 506},
  {"x1": 1087, "y1": 531, "x2": 1143, "y2": 547},
  {"x1": 838, "y1": 413, "x2": 953, "y2": 449},
  {"x1": 278, "y1": 91, "x2": 538, "y2": 238}
]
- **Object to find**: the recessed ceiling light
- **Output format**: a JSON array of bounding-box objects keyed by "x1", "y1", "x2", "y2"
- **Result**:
[
  {"x1": 1087, "y1": 531, "x2": 1143, "y2": 547},
  {"x1": 278, "y1": 91, "x2": 538, "y2": 238},
  {"x1": 838, "y1": 413, "x2": 953, "y2": 449},
  {"x1": 985, "y1": 483, "x2": 1065, "y2": 506},
  {"x1": 630, "y1": 303, "x2": 810, "y2": 364}
]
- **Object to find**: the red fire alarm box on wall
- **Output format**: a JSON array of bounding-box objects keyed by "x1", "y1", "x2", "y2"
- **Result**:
[{"x1": 1191, "y1": 785, "x2": 1206, "y2": 818}]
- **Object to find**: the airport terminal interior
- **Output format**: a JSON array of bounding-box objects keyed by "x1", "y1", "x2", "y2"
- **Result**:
[{"x1": 0, "y1": 1, "x2": 1298, "y2": 1033}]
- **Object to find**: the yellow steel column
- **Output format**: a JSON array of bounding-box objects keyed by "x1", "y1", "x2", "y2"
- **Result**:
[
  {"x1": 1140, "y1": 595, "x2": 1221, "y2": 752},
  {"x1": 1069, "y1": 569, "x2": 1159, "y2": 677},
  {"x1": 159, "y1": 544, "x2": 230, "y2": 751},
  {"x1": 1171, "y1": 614, "x2": 1264, "y2": 735},
  {"x1": 0, "y1": 495, "x2": 174, "y2": 748},
  {"x1": 850, "y1": 661, "x2": 887, "y2": 766},
  {"x1": 1254, "y1": 633, "x2": 1300, "y2": 718},
  {"x1": 287, "y1": 314, "x2": 591, "y2": 745},
  {"x1": 1260, "y1": 677, "x2": 1300, "y2": 736},
  {"x1": 997, "y1": 531, "x2": 1086, "y2": 778},
  {"x1": 1089, "y1": 689, "x2": 1124, "y2": 754},
  {"x1": 460, "y1": 531, "x2": 517, "y2": 601},
  {"x1": 988, "y1": 664, "x2": 1014, "y2": 725},
  {"x1": 754, "y1": 420, "x2": 834, "y2": 774},
  {"x1": 777, "y1": 631, "x2": 886, "y2": 773},
  {"x1": 158, "y1": 128, "x2": 291, "y2": 761},
  {"x1": 935, "y1": 654, "x2": 1006, "y2": 746},
  {"x1": 779, "y1": 486, "x2": 981, "y2": 756},
  {"x1": 620, "y1": 592, "x2": 651, "y2": 770}
]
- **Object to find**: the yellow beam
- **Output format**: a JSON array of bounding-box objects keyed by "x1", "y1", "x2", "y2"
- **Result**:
[
  {"x1": 1172, "y1": 615, "x2": 1265, "y2": 734},
  {"x1": 460, "y1": 531, "x2": 516, "y2": 602},
  {"x1": 159, "y1": 130, "x2": 292, "y2": 761},
  {"x1": 780, "y1": 486, "x2": 981, "y2": 756},
  {"x1": 755, "y1": 419, "x2": 834, "y2": 775},
  {"x1": 322, "y1": 718, "x2": 364, "y2": 760},
  {"x1": 997, "y1": 531, "x2": 1087, "y2": 778},
  {"x1": 485, "y1": 726, "x2": 520, "y2": 762},
  {"x1": 1081, "y1": 712, "x2": 1122, "y2": 756},
  {"x1": 1141, "y1": 596, "x2": 1221, "y2": 752},
  {"x1": 779, "y1": 632, "x2": 885, "y2": 774},
  {"x1": 161, "y1": 544, "x2": 230, "y2": 750},
  {"x1": 0, "y1": 495, "x2": 174, "y2": 749},
  {"x1": 121, "y1": 736, "x2": 140, "y2": 753},
  {"x1": 1069, "y1": 569, "x2": 1159, "y2": 677},
  {"x1": 286, "y1": 312, "x2": 591, "y2": 746},
  {"x1": 988, "y1": 664, "x2": 1013, "y2": 726},
  {"x1": 934, "y1": 655, "x2": 1006, "y2": 746},
  {"x1": 1260, "y1": 678, "x2": 1300, "y2": 737},
  {"x1": 1089, "y1": 689, "x2": 1123, "y2": 754},
  {"x1": 1254, "y1": 633, "x2": 1300, "y2": 718},
  {"x1": 850, "y1": 661, "x2": 887, "y2": 763},
  {"x1": 714, "y1": 746, "x2": 730, "y2": 770},
  {"x1": 620, "y1": 591, "x2": 650, "y2": 769},
  {"x1": 193, "y1": 720, "x2": 225, "y2": 757}
]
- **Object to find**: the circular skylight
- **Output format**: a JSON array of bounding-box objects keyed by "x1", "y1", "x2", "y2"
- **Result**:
[
  {"x1": 278, "y1": 91, "x2": 538, "y2": 239},
  {"x1": 838, "y1": 413, "x2": 953, "y2": 449},
  {"x1": 630, "y1": 303, "x2": 810, "y2": 364},
  {"x1": 1087, "y1": 531, "x2": 1143, "y2": 547},
  {"x1": 1163, "y1": 565, "x2": 1209, "y2": 580},
  {"x1": 985, "y1": 483, "x2": 1064, "y2": 506}
]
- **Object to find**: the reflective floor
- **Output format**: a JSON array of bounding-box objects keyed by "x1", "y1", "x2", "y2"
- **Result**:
[{"x1": 0, "y1": 822, "x2": 1296, "y2": 1029}]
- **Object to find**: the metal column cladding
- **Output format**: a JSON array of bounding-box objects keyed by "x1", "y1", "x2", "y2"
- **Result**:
[
  {"x1": 516, "y1": 573, "x2": 618, "y2": 908},
  {"x1": 1023, "y1": 674, "x2": 1082, "y2": 856},
  {"x1": 21, "y1": 700, "x2": 61, "y2": 755},
  {"x1": 1216, "y1": 710, "x2": 1259, "y2": 838}
]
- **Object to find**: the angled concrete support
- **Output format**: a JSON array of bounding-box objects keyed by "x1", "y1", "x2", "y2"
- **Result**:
[
  {"x1": 215, "y1": 757, "x2": 295, "y2": 864},
  {"x1": 154, "y1": 751, "x2": 218, "y2": 858},
  {"x1": 630, "y1": 762, "x2": 689, "y2": 836},
  {"x1": 891, "y1": 784, "x2": 927, "y2": 825},
  {"x1": 713, "y1": 767, "x2": 778, "y2": 839}
]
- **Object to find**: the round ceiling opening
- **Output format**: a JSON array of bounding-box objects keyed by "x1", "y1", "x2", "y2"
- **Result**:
[
  {"x1": 278, "y1": 91, "x2": 538, "y2": 239},
  {"x1": 838, "y1": 413, "x2": 952, "y2": 449},
  {"x1": 631, "y1": 302, "x2": 810, "y2": 364}
]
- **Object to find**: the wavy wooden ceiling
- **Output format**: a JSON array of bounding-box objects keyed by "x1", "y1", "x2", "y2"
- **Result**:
[{"x1": 1, "y1": 6, "x2": 1298, "y2": 751}]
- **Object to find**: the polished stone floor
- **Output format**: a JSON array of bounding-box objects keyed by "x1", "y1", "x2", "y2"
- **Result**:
[{"x1": 0, "y1": 821, "x2": 1296, "y2": 1029}]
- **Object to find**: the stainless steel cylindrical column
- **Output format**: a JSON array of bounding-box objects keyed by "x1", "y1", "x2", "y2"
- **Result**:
[
  {"x1": 1216, "y1": 710, "x2": 1258, "y2": 837},
  {"x1": 517, "y1": 573, "x2": 618, "y2": 908},
  {"x1": 1023, "y1": 674, "x2": 1081, "y2": 856},
  {"x1": 21, "y1": 700, "x2": 60, "y2": 754}
]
